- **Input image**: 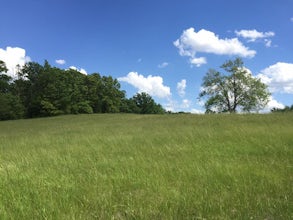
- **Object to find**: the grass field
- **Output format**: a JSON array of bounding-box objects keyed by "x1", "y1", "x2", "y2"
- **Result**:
[{"x1": 0, "y1": 113, "x2": 292, "y2": 219}]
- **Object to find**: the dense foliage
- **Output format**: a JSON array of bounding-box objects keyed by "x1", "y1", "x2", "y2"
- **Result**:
[
  {"x1": 0, "y1": 60, "x2": 165, "y2": 120},
  {"x1": 199, "y1": 58, "x2": 270, "y2": 113}
]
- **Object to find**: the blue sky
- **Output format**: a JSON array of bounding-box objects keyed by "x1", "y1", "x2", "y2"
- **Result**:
[{"x1": 1, "y1": 0, "x2": 293, "y2": 112}]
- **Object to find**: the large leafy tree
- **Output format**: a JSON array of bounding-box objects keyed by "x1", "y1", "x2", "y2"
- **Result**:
[
  {"x1": 130, "y1": 92, "x2": 165, "y2": 114},
  {"x1": 0, "y1": 60, "x2": 10, "y2": 94},
  {"x1": 100, "y1": 76, "x2": 125, "y2": 113},
  {"x1": 0, "y1": 60, "x2": 24, "y2": 120},
  {"x1": 199, "y1": 58, "x2": 270, "y2": 113}
]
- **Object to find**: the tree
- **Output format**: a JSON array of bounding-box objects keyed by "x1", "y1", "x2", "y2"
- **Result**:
[
  {"x1": 84, "y1": 73, "x2": 103, "y2": 112},
  {"x1": 130, "y1": 92, "x2": 165, "y2": 114},
  {"x1": 199, "y1": 58, "x2": 270, "y2": 113},
  {"x1": 0, "y1": 60, "x2": 8, "y2": 73},
  {"x1": 0, "y1": 60, "x2": 24, "y2": 120},
  {"x1": 0, "y1": 60, "x2": 10, "y2": 93},
  {"x1": 100, "y1": 76, "x2": 125, "y2": 113}
]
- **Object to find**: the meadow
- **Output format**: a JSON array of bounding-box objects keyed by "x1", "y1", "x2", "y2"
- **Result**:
[{"x1": 0, "y1": 113, "x2": 292, "y2": 219}]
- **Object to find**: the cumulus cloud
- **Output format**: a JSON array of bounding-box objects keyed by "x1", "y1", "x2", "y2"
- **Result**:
[
  {"x1": 257, "y1": 62, "x2": 293, "y2": 94},
  {"x1": 189, "y1": 57, "x2": 207, "y2": 67},
  {"x1": 177, "y1": 79, "x2": 186, "y2": 97},
  {"x1": 260, "y1": 96, "x2": 285, "y2": 112},
  {"x1": 158, "y1": 62, "x2": 169, "y2": 68},
  {"x1": 69, "y1": 66, "x2": 88, "y2": 75},
  {"x1": 235, "y1": 29, "x2": 275, "y2": 41},
  {"x1": 0, "y1": 46, "x2": 31, "y2": 78},
  {"x1": 118, "y1": 72, "x2": 171, "y2": 98},
  {"x1": 174, "y1": 28, "x2": 256, "y2": 67},
  {"x1": 56, "y1": 59, "x2": 66, "y2": 65},
  {"x1": 267, "y1": 96, "x2": 285, "y2": 109},
  {"x1": 235, "y1": 29, "x2": 275, "y2": 47}
]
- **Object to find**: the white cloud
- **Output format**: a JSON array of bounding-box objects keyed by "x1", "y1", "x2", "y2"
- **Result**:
[
  {"x1": 235, "y1": 29, "x2": 275, "y2": 47},
  {"x1": 164, "y1": 98, "x2": 194, "y2": 112},
  {"x1": 164, "y1": 99, "x2": 175, "y2": 112},
  {"x1": 264, "y1": 39, "x2": 272, "y2": 48},
  {"x1": 191, "y1": 108, "x2": 204, "y2": 114},
  {"x1": 235, "y1": 29, "x2": 275, "y2": 41},
  {"x1": 158, "y1": 62, "x2": 169, "y2": 68},
  {"x1": 189, "y1": 57, "x2": 207, "y2": 67},
  {"x1": 69, "y1": 66, "x2": 88, "y2": 75},
  {"x1": 181, "y1": 99, "x2": 191, "y2": 108},
  {"x1": 174, "y1": 28, "x2": 256, "y2": 67},
  {"x1": 257, "y1": 62, "x2": 293, "y2": 94},
  {"x1": 267, "y1": 97, "x2": 285, "y2": 109},
  {"x1": 79, "y1": 69, "x2": 87, "y2": 75},
  {"x1": 118, "y1": 72, "x2": 171, "y2": 98},
  {"x1": 0, "y1": 46, "x2": 31, "y2": 78},
  {"x1": 177, "y1": 79, "x2": 186, "y2": 97},
  {"x1": 262, "y1": 96, "x2": 285, "y2": 112},
  {"x1": 56, "y1": 59, "x2": 66, "y2": 65}
]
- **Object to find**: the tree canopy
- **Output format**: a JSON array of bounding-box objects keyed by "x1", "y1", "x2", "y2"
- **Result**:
[
  {"x1": 130, "y1": 92, "x2": 165, "y2": 114},
  {"x1": 0, "y1": 60, "x2": 165, "y2": 120},
  {"x1": 199, "y1": 58, "x2": 270, "y2": 113}
]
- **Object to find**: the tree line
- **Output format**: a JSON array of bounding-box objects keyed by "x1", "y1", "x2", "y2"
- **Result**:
[
  {"x1": 1, "y1": 58, "x2": 290, "y2": 120},
  {"x1": 271, "y1": 105, "x2": 293, "y2": 113},
  {"x1": 0, "y1": 60, "x2": 165, "y2": 120}
]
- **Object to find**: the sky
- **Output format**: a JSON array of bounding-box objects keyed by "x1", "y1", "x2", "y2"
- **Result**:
[{"x1": 1, "y1": 0, "x2": 293, "y2": 113}]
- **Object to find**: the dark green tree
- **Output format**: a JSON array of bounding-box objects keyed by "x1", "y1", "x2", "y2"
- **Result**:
[
  {"x1": 0, "y1": 73, "x2": 12, "y2": 93},
  {"x1": 84, "y1": 73, "x2": 104, "y2": 113},
  {"x1": 199, "y1": 58, "x2": 270, "y2": 113},
  {"x1": 0, "y1": 60, "x2": 10, "y2": 93},
  {"x1": 100, "y1": 76, "x2": 125, "y2": 113},
  {"x1": 0, "y1": 60, "x2": 8, "y2": 73},
  {"x1": 130, "y1": 92, "x2": 165, "y2": 114},
  {"x1": 1, "y1": 59, "x2": 167, "y2": 119},
  {"x1": 13, "y1": 61, "x2": 93, "y2": 117},
  {"x1": 120, "y1": 97, "x2": 140, "y2": 113},
  {"x1": 0, "y1": 60, "x2": 24, "y2": 120}
]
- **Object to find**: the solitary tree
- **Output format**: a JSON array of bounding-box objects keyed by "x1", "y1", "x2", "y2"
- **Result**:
[{"x1": 199, "y1": 58, "x2": 270, "y2": 113}]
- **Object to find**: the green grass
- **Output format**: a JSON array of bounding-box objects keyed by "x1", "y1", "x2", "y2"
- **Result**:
[{"x1": 0, "y1": 113, "x2": 292, "y2": 219}]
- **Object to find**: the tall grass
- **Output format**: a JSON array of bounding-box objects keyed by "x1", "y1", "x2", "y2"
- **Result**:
[{"x1": 0, "y1": 114, "x2": 292, "y2": 219}]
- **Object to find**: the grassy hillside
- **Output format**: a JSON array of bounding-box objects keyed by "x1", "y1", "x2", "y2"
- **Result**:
[{"x1": 0, "y1": 114, "x2": 292, "y2": 219}]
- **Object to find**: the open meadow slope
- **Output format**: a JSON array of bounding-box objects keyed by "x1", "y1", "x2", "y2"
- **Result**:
[{"x1": 0, "y1": 114, "x2": 292, "y2": 219}]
